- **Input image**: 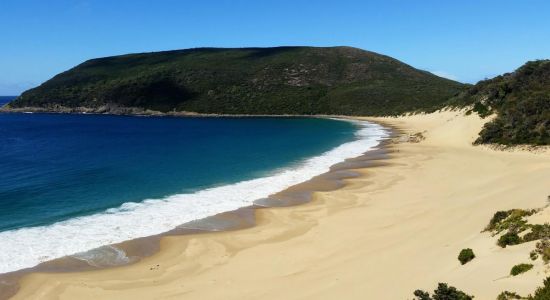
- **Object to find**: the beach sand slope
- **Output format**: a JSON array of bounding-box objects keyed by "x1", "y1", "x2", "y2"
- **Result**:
[{"x1": 12, "y1": 111, "x2": 550, "y2": 299}]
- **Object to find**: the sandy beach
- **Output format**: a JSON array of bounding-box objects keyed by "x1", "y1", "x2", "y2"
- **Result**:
[{"x1": 9, "y1": 111, "x2": 550, "y2": 299}]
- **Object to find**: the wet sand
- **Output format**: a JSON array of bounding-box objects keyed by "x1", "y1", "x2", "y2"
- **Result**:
[{"x1": 5, "y1": 111, "x2": 550, "y2": 299}]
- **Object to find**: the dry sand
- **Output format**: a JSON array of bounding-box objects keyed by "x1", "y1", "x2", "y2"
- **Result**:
[{"x1": 11, "y1": 111, "x2": 550, "y2": 299}]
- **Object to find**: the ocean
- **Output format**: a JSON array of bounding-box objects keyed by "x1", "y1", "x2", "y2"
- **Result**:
[
  {"x1": 0, "y1": 97, "x2": 387, "y2": 273},
  {"x1": 0, "y1": 96, "x2": 14, "y2": 106}
]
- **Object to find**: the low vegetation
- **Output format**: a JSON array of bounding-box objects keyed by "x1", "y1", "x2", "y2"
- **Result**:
[
  {"x1": 458, "y1": 248, "x2": 475, "y2": 265},
  {"x1": 530, "y1": 277, "x2": 550, "y2": 299},
  {"x1": 510, "y1": 263, "x2": 534, "y2": 276},
  {"x1": 498, "y1": 232, "x2": 522, "y2": 248},
  {"x1": 497, "y1": 277, "x2": 550, "y2": 299},
  {"x1": 415, "y1": 277, "x2": 550, "y2": 300},
  {"x1": 530, "y1": 250, "x2": 539, "y2": 261},
  {"x1": 483, "y1": 208, "x2": 550, "y2": 296},
  {"x1": 486, "y1": 211, "x2": 517, "y2": 231},
  {"x1": 524, "y1": 224, "x2": 550, "y2": 243},
  {"x1": 534, "y1": 239, "x2": 550, "y2": 263},
  {"x1": 413, "y1": 283, "x2": 473, "y2": 300},
  {"x1": 418, "y1": 206, "x2": 550, "y2": 300},
  {"x1": 484, "y1": 209, "x2": 549, "y2": 249},
  {"x1": 496, "y1": 291, "x2": 523, "y2": 300},
  {"x1": 449, "y1": 60, "x2": 550, "y2": 145},
  {"x1": 485, "y1": 209, "x2": 536, "y2": 234}
]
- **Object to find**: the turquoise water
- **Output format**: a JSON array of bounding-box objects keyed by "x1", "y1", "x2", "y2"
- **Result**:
[
  {"x1": 0, "y1": 105, "x2": 387, "y2": 273},
  {"x1": 0, "y1": 113, "x2": 356, "y2": 231}
]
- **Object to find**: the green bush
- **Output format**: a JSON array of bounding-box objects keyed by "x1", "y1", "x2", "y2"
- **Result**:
[
  {"x1": 472, "y1": 101, "x2": 491, "y2": 118},
  {"x1": 535, "y1": 240, "x2": 550, "y2": 262},
  {"x1": 458, "y1": 248, "x2": 475, "y2": 265},
  {"x1": 486, "y1": 209, "x2": 534, "y2": 235},
  {"x1": 531, "y1": 250, "x2": 539, "y2": 261},
  {"x1": 455, "y1": 60, "x2": 550, "y2": 146},
  {"x1": 498, "y1": 232, "x2": 522, "y2": 248},
  {"x1": 486, "y1": 211, "x2": 513, "y2": 231},
  {"x1": 497, "y1": 291, "x2": 522, "y2": 300},
  {"x1": 530, "y1": 277, "x2": 550, "y2": 300},
  {"x1": 499, "y1": 277, "x2": 550, "y2": 299},
  {"x1": 414, "y1": 289, "x2": 431, "y2": 300},
  {"x1": 523, "y1": 224, "x2": 550, "y2": 242},
  {"x1": 510, "y1": 263, "x2": 533, "y2": 276},
  {"x1": 413, "y1": 283, "x2": 473, "y2": 300}
]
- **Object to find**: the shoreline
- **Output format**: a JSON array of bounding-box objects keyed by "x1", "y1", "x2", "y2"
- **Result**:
[
  {"x1": 4, "y1": 111, "x2": 550, "y2": 299},
  {"x1": 0, "y1": 117, "x2": 394, "y2": 299},
  {"x1": 0, "y1": 104, "x2": 358, "y2": 118},
  {"x1": 0, "y1": 104, "x2": 415, "y2": 120}
]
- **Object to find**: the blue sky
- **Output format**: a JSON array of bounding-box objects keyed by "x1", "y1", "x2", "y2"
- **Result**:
[{"x1": 1, "y1": 0, "x2": 549, "y2": 95}]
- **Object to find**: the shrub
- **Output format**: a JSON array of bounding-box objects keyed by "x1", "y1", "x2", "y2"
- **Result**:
[
  {"x1": 486, "y1": 209, "x2": 534, "y2": 235},
  {"x1": 486, "y1": 211, "x2": 512, "y2": 231},
  {"x1": 498, "y1": 232, "x2": 521, "y2": 248},
  {"x1": 458, "y1": 248, "x2": 475, "y2": 265},
  {"x1": 535, "y1": 239, "x2": 550, "y2": 262},
  {"x1": 523, "y1": 224, "x2": 550, "y2": 242},
  {"x1": 414, "y1": 289, "x2": 431, "y2": 300},
  {"x1": 462, "y1": 60, "x2": 550, "y2": 145},
  {"x1": 496, "y1": 291, "x2": 522, "y2": 300},
  {"x1": 472, "y1": 101, "x2": 491, "y2": 118},
  {"x1": 530, "y1": 277, "x2": 550, "y2": 300},
  {"x1": 413, "y1": 283, "x2": 473, "y2": 300},
  {"x1": 510, "y1": 263, "x2": 533, "y2": 276},
  {"x1": 530, "y1": 250, "x2": 539, "y2": 261}
]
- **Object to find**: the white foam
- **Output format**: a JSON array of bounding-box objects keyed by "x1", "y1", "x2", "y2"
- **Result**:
[
  {"x1": 72, "y1": 245, "x2": 133, "y2": 268},
  {"x1": 0, "y1": 119, "x2": 388, "y2": 274}
]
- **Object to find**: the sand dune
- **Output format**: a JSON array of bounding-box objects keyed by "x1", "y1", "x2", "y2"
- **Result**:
[{"x1": 12, "y1": 111, "x2": 550, "y2": 299}]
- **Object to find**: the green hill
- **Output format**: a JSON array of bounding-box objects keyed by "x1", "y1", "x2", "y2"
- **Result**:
[
  {"x1": 4, "y1": 46, "x2": 465, "y2": 116},
  {"x1": 451, "y1": 60, "x2": 550, "y2": 145}
]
